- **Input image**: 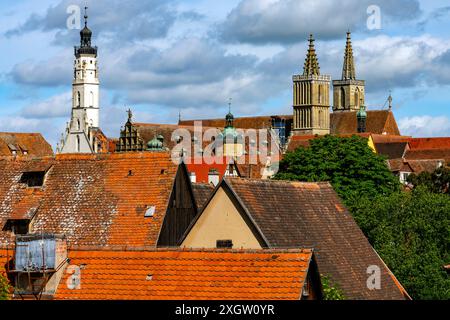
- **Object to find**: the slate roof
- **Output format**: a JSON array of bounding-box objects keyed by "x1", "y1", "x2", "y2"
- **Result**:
[
  {"x1": 0, "y1": 133, "x2": 53, "y2": 157},
  {"x1": 375, "y1": 142, "x2": 408, "y2": 160},
  {"x1": 54, "y1": 248, "x2": 314, "y2": 300},
  {"x1": 191, "y1": 183, "x2": 214, "y2": 210},
  {"x1": 222, "y1": 177, "x2": 409, "y2": 300},
  {"x1": 0, "y1": 152, "x2": 179, "y2": 247}
]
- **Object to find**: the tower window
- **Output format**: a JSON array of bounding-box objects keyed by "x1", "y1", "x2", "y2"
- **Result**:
[
  {"x1": 20, "y1": 171, "x2": 46, "y2": 187},
  {"x1": 76, "y1": 135, "x2": 81, "y2": 152},
  {"x1": 340, "y1": 87, "x2": 345, "y2": 109}
]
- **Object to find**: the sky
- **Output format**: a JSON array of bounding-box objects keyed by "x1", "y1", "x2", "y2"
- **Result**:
[{"x1": 1, "y1": 0, "x2": 450, "y2": 148}]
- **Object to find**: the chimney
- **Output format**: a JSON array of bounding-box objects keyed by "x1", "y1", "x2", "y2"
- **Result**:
[
  {"x1": 208, "y1": 168, "x2": 220, "y2": 186},
  {"x1": 190, "y1": 171, "x2": 197, "y2": 183}
]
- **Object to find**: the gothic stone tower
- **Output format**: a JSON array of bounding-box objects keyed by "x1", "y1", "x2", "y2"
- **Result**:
[
  {"x1": 59, "y1": 7, "x2": 100, "y2": 153},
  {"x1": 333, "y1": 32, "x2": 365, "y2": 112},
  {"x1": 293, "y1": 34, "x2": 331, "y2": 136}
]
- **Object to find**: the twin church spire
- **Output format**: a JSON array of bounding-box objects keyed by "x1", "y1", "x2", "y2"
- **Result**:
[{"x1": 293, "y1": 31, "x2": 366, "y2": 136}]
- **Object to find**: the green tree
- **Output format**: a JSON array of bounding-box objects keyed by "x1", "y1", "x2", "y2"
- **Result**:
[
  {"x1": 275, "y1": 135, "x2": 400, "y2": 202},
  {"x1": 275, "y1": 135, "x2": 450, "y2": 300},
  {"x1": 321, "y1": 275, "x2": 345, "y2": 300},
  {"x1": 407, "y1": 166, "x2": 450, "y2": 194},
  {"x1": 0, "y1": 270, "x2": 11, "y2": 300},
  {"x1": 351, "y1": 188, "x2": 450, "y2": 300}
]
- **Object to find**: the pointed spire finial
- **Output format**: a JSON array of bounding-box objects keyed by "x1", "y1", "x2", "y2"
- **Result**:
[
  {"x1": 178, "y1": 109, "x2": 181, "y2": 123},
  {"x1": 303, "y1": 34, "x2": 320, "y2": 76},
  {"x1": 127, "y1": 108, "x2": 133, "y2": 122},
  {"x1": 388, "y1": 91, "x2": 393, "y2": 110},
  {"x1": 228, "y1": 98, "x2": 232, "y2": 113},
  {"x1": 84, "y1": 5, "x2": 88, "y2": 27},
  {"x1": 342, "y1": 31, "x2": 356, "y2": 80}
]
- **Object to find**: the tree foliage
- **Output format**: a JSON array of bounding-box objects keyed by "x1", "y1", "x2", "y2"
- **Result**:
[
  {"x1": 275, "y1": 135, "x2": 400, "y2": 202},
  {"x1": 0, "y1": 270, "x2": 11, "y2": 300},
  {"x1": 407, "y1": 167, "x2": 450, "y2": 194},
  {"x1": 350, "y1": 188, "x2": 450, "y2": 300},
  {"x1": 321, "y1": 274, "x2": 345, "y2": 300},
  {"x1": 275, "y1": 135, "x2": 450, "y2": 300}
]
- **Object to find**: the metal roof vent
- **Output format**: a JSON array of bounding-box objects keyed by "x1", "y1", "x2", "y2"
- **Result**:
[{"x1": 145, "y1": 206, "x2": 155, "y2": 217}]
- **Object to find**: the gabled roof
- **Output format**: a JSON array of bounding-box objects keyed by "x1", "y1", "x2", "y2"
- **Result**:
[
  {"x1": 54, "y1": 248, "x2": 314, "y2": 300},
  {"x1": 408, "y1": 137, "x2": 450, "y2": 150},
  {"x1": 218, "y1": 177, "x2": 409, "y2": 300},
  {"x1": 375, "y1": 142, "x2": 408, "y2": 160},
  {"x1": 0, "y1": 152, "x2": 180, "y2": 247},
  {"x1": 0, "y1": 133, "x2": 53, "y2": 157},
  {"x1": 191, "y1": 183, "x2": 214, "y2": 210},
  {"x1": 404, "y1": 149, "x2": 450, "y2": 162},
  {"x1": 330, "y1": 110, "x2": 400, "y2": 135}
]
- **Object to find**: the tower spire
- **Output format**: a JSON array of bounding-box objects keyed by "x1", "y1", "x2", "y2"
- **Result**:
[
  {"x1": 84, "y1": 5, "x2": 88, "y2": 27},
  {"x1": 303, "y1": 34, "x2": 320, "y2": 76},
  {"x1": 342, "y1": 31, "x2": 356, "y2": 80}
]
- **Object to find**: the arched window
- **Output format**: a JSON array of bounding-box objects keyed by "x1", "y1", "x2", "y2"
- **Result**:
[
  {"x1": 77, "y1": 119, "x2": 80, "y2": 131},
  {"x1": 318, "y1": 85, "x2": 323, "y2": 104},
  {"x1": 319, "y1": 110, "x2": 323, "y2": 127},
  {"x1": 90, "y1": 92, "x2": 94, "y2": 107},
  {"x1": 340, "y1": 88, "x2": 345, "y2": 109},
  {"x1": 355, "y1": 88, "x2": 360, "y2": 108},
  {"x1": 76, "y1": 135, "x2": 80, "y2": 152},
  {"x1": 77, "y1": 92, "x2": 81, "y2": 108}
]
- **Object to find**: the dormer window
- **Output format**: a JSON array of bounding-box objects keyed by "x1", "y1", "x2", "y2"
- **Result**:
[
  {"x1": 20, "y1": 171, "x2": 46, "y2": 187},
  {"x1": 3, "y1": 219, "x2": 30, "y2": 235}
]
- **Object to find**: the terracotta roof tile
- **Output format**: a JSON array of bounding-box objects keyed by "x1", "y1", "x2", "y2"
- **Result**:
[
  {"x1": 54, "y1": 248, "x2": 313, "y2": 300},
  {"x1": 408, "y1": 137, "x2": 450, "y2": 150},
  {"x1": 404, "y1": 149, "x2": 450, "y2": 162},
  {"x1": 0, "y1": 152, "x2": 178, "y2": 247},
  {"x1": 330, "y1": 110, "x2": 400, "y2": 135},
  {"x1": 191, "y1": 183, "x2": 214, "y2": 210},
  {"x1": 0, "y1": 133, "x2": 53, "y2": 157},
  {"x1": 375, "y1": 142, "x2": 408, "y2": 159},
  {"x1": 223, "y1": 177, "x2": 408, "y2": 300}
]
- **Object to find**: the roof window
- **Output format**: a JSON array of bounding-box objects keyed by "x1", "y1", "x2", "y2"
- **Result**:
[{"x1": 20, "y1": 171, "x2": 46, "y2": 187}]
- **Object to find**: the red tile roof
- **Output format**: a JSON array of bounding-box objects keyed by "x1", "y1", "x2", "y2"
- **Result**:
[
  {"x1": 0, "y1": 152, "x2": 179, "y2": 247},
  {"x1": 180, "y1": 110, "x2": 400, "y2": 136},
  {"x1": 0, "y1": 133, "x2": 53, "y2": 157},
  {"x1": 191, "y1": 183, "x2": 214, "y2": 210},
  {"x1": 54, "y1": 248, "x2": 314, "y2": 300},
  {"x1": 408, "y1": 137, "x2": 450, "y2": 150},
  {"x1": 219, "y1": 178, "x2": 409, "y2": 300},
  {"x1": 404, "y1": 149, "x2": 450, "y2": 162},
  {"x1": 330, "y1": 110, "x2": 400, "y2": 135}
]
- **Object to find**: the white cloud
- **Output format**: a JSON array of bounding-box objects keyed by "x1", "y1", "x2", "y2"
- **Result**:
[
  {"x1": 399, "y1": 115, "x2": 450, "y2": 137},
  {"x1": 21, "y1": 91, "x2": 71, "y2": 118},
  {"x1": 218, "y1": 0, "x2": 422, "y2": 44}
]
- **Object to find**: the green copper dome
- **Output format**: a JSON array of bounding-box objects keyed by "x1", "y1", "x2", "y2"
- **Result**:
[
  {"x1": 147, "y1": 136, "x2": 163, "y2": 150},
  {"x1": 357, "y1": 105, "x2": 367, "y2": 118}
]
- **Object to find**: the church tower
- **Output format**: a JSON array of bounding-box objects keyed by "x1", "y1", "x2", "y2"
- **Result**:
[
  {"x1": 58, "y1": 7, "x2": 100, "y2": 154},
  {"x1": 293, "y1": 34, "x2": 331, "y2": 136},
  {"x1": 333, "y1": 32, "x2": 365, "y2": 112}
]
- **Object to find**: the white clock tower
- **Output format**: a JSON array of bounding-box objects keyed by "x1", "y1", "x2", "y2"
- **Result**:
[{"x1": 58, "y1": 7, "x2": 100, "y2": 154}]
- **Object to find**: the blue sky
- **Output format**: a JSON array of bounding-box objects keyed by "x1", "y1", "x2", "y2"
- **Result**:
[{"x1": 1, "y1": 0, "x2": 450, "y2": 147}]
